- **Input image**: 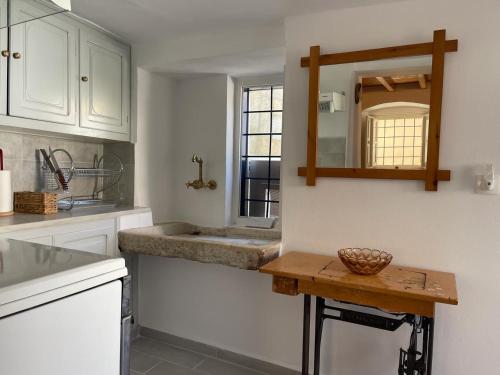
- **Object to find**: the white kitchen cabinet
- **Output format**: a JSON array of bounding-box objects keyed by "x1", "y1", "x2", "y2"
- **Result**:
[
  {"x1": 79, "y1": 28, "x2": 130, "y2": 134},
  {"x1": 54, "y1": 226, "x2": 115, "y2": 256},
  {"x1": 0, "y1": 0, "x2": 7, "y2": 116},
  {"x1": 6, "y1": 230, "x2": 53, "y2": 246},
  {"x1": 9, "y1": 0, "x2": 78, "y2": 125},
  {"x1": 0, "y1": 210, "x2": 152, "y2": 257}
]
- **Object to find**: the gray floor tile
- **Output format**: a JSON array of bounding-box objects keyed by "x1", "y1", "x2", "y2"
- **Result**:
[
  {"x1": 133, "y1": 337, "x2": 206, "y2": 368},
  {"x1": 141, "y1": 327, "x2": 218, "y2": 357},
  {"x1": 146, "y1": 361, "x2": 205, "y2": 375},
  {"x1": 131, "y1": 371, "x2": 142, "y2": 375},
  {"x1": 217, "y1": 349, "x2": 299, "y2": 375},
  {"x1": 131, "y1": 349, "x2": 162, "y2": 373},
  {"x1": 196, "y1": 358, "x2": 264, "y2": 375}
]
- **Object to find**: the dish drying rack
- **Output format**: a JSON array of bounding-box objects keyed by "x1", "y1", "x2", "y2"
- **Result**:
[{"x1": 41, "y1": 148, "x2": 124, "y2": 210}]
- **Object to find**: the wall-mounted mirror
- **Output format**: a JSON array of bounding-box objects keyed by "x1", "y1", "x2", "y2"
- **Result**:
[
  {"x1": 0, "y1": 0, "x2": 71, "y2": 29},
  {"x1": 318, "y1": 56, "x2": 432, "y2": 170},
  {"x1": 299, "y1": 30, "x2": 459, "y2": 191}
]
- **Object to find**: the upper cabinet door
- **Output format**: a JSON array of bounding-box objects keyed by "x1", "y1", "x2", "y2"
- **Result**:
[
  {"x1": 9, "y1": 1, "x2": 77, "y2": 125},
  {"x1": 80, "y1": 29, "x2": 130, "y2": 134},
  {"x1": 0, "y1": 0, "x2": 7, "y2": 116}
]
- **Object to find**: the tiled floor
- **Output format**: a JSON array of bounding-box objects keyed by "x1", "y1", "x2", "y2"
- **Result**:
[{"x1": 131, "y1": 336, "x2": 297, "y2": 375}]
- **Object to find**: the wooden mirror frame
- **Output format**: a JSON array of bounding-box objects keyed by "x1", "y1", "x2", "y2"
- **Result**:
[{"x1": 298, "y1": 30, "x2": 458, "y2": 191}]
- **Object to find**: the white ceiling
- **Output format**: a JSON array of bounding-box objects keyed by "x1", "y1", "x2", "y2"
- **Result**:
[{"x1": 72, "y1": 0, "x2": 403, "y2": 44}]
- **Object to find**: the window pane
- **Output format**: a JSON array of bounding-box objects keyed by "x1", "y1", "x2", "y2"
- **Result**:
[
  {"x1": 269, "y1": 202, "x2": 280, "y2": 217},
  {"x1": 240, "y1": 85, "x2": 282, "y2": 218},
  {"x1": 242, "y1": 158, "x2": 270, "y2": 179},
  {"x1": 271, "y1": 135, "x2": 281, "y2": 156},
  {"x1": 248, "y1": 113, "x2": 270, "y2": 133},
  {"x1": 242, "y1": 200, "x2": 267, "y2": 218},
  {"x1": 272, "y1": 87, "x2": 283, "y2": 110},
  {"x1": 270, "y1": 158, "x2": 280, "y2": 179},
  {"x1": 248, "y1": 89, "x2": 271, "y2": 111},
  {"x1": 242, "y1": 179, "x2": 268, "y2": 201},
  {"x1": 272, "y1": 112, "x2": 282, "y2": 133},
  {"x1": 405, "y1": 118, "x2": 415, "y2": 127},
  {"x1": 248, "y1": 135, "x2": 270, "y2": 156},
  {"x1": 394, "y1": 137, "x2": 404, "y2": 147}
]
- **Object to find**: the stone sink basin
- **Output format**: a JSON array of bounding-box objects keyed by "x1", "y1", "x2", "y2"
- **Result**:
[{"x1": 118, "y1": 222, "x2": 281, "y2": 270}]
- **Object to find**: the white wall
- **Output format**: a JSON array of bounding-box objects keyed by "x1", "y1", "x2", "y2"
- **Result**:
[
  {"x1": 137, "y1": 1, "x2": 500, "y2": 373},
  {"x1": 172, "y1": 75, "x2": 234, "y2": 226},
  {"x1": 137, "y1": 73, "x2": 304, "y2": 369},
  {"x1": 283, "y1": 0, "x2": 500, "y2": 374},
  {"x1": 139, "y1": 257, "x2": 304, "y2": 368},
  {"x1": 134, "y1": 68, "x2": 176, "y2": 223}
]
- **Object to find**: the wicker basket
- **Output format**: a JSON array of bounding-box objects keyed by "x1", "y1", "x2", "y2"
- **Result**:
[
  {"x1": 338, "y1": 248, "x2": 393, "y2": 275},
  {"x1": 14, "y1": 192, "x2": 58, "y2": 215}
]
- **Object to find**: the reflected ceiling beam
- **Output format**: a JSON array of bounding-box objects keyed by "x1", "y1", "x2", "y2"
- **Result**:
[
  {"x1": 376, "y1": 77, "x2": 394, "y2": 92},
  {"x1": 417, "y1": 74, "x2": 427, "y2": 89}
]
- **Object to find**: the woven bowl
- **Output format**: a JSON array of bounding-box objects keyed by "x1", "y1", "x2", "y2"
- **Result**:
[{"x1": 338, "y1": 248, "x2": 393, "y2": 275}]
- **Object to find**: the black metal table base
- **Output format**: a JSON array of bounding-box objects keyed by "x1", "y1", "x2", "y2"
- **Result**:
[{"x1": 301, "y1": 295, "x2": 435, "y2": 375}]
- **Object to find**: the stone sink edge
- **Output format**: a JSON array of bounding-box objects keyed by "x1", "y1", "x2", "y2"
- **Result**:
[{"x1": 118, "y1": 222, "x2": 282, "y2": 271}]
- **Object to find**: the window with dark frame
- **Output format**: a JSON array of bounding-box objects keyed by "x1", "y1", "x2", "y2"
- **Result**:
[{"x1": 239, "y1": 85, "x2": 283, "y2": 218}]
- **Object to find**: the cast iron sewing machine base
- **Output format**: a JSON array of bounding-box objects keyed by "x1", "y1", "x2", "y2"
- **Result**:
[{"x1": 302, "y1": 296, "x2": 435, "y2": 375}]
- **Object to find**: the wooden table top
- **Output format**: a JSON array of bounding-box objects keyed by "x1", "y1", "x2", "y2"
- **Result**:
[{"x1": 260, "y1": 251, "x2": 458, "y2": 307}]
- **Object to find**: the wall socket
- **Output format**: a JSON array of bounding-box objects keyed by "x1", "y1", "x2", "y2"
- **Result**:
[{"x1": 475, "y1": 164, "x2": 499, "y2": 195}]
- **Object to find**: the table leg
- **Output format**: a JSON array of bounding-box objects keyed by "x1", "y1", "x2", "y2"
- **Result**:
[
  {"x1": 427, "y1": 318, "x2": 435, "y2": 375},
  {"x1": 313, "y1": 297, "x2": 325, "y2": 375},
  {"x1": 302, "y1": 294, "x2": 311, "y2": 375}
]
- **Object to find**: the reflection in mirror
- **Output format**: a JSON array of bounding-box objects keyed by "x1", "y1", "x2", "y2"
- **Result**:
[
  {"x1": 0, "y1": 0, "x2": 71, "y2": 29},
  {"x1": 318, "y1": 56, "x2": 432, "y2": 170}
]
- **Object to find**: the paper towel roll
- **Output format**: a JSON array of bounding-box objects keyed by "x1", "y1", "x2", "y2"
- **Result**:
[{"x1": 0, "y1": 170, "x2": 13, "y2": 214}]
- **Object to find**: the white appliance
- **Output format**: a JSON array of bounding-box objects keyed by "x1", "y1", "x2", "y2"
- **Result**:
[
  {"x1": 319, "y1": 91, "x2": 346, "y2": 113},
  {"x1": 0, "y1": 239, "x2": 131, "y2": 375}
]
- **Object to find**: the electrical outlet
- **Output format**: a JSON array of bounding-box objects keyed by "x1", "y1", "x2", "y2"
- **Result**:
[{"x1": 475, "y1": 174, "x2": 500, "y2": 194}]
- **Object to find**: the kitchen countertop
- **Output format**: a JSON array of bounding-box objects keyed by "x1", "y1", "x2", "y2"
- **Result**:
[
  {"x1": 0, "y1": 238, "x2": 127, "y2": 317},
  {"x1": 0, "y1": 206, "x2": 151, "y2": 234}
]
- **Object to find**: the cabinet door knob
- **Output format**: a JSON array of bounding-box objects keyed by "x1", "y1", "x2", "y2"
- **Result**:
[
  {"x1": 81, "y1": 76, "x2": 89, "y2": 82},
  {"x1": 1, "y1": 50, "x2": 9, "y2": 57},
  {"x1": 12, "y1": 52, "x2": 21, "y2": 59}
]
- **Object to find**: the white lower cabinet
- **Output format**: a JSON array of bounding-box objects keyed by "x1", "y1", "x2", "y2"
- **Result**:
[
  {"x1": 1, "y1": 211, "x2": 152, "y2": 257},
  {"x1": 54, "y1": 226, "x2": 115, "y2": 256},
  {"x1": 6, "y1": 232, "x2": 53, "y2": 246}
]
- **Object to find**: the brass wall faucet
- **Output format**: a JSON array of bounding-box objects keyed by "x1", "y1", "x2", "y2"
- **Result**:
[{"x1": 186, "y1": 154, "x2": 217, "y2": 190}]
